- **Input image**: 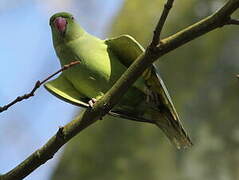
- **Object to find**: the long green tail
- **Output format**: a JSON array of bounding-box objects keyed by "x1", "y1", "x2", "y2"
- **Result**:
[{"x1": 151, "y1": 110, "x2": 193, "y2": 149}]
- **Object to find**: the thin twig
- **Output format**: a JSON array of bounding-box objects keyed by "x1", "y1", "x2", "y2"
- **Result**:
[
  {"x1": 71, "y1": 101, "x2": 155, "y2": 124},
  {"x1": 226, "y1": 18, "x2": 239, "y2": 25},
  {"x1": 0, "y1": 61, "x2": 80, "y2": 113},
  {"x1": 150, "y1": 0, "x2": 175, "y2": 47},
  {"x1": 109, "y1": 111, "x2": 155, "y2": 124},
  {"x1": 0, "y1": 57, "x2": 154, "y2": 124}
]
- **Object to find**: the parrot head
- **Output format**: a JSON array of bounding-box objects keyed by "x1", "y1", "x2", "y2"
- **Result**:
[{"x1": 50, "y1": 12, "x2": 85, "y2": 44}]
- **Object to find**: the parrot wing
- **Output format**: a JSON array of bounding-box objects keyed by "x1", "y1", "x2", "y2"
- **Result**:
[
  {"x1": 105, "y1": 35, "x2": 178, "y2": 119},
  {"x1": 44, "y1": 71, "x2": 153, "y2": 123},
  {"x1": 105, "y1": 35, "x2": 144, "y2": 67},
  {"x1": 44, "y1": 74, "x2": 89, "y2": 108},
  {"x1": 105, "y1": 35, "x2": 192, "y2": 148}
]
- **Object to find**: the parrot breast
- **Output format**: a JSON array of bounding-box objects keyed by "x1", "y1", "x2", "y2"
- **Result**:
[{"x1": 55, "y1": 35, "x2": 128, "y2": 100}]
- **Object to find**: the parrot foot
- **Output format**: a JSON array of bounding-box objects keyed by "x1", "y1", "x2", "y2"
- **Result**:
[
  {"x1": 88, "y1": 98, "x2": 103, "y2": 120},
  {"x1": 146, "y1": 88, "x2": 160, "y2": 105},
  {"x1": 88, "y1": 98, "x2": 97, "y2": 108}
]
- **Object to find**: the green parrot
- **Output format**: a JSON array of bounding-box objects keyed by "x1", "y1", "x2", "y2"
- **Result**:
[{"x1": 45, "y1": 12, "x2": 192, "y2": 149}]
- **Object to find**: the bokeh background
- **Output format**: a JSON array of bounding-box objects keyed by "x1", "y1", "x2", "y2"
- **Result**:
[{"x1": 0, "y1": 0, "x2": 239, "y2": 180}]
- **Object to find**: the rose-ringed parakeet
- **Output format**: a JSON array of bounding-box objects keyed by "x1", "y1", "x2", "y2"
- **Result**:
[{"x1": 45, "y1": 12, "x2": 192, "y2": 149}]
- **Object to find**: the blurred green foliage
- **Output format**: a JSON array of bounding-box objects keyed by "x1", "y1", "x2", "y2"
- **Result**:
[{"x1": 51, "y1": 0, "x2": 239, "y2": 180}]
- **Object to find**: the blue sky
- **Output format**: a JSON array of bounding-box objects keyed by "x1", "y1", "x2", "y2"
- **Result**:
[{"x1": 0, "y1": 1, "x2": 123, "y2": 179}]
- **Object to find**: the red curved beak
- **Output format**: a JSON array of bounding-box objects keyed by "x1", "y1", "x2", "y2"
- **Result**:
[{"x1": 54, "y1": 17, "x2": 67, "y2": 34}]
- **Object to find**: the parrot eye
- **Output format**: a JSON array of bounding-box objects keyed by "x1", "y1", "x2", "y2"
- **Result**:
[{"x1": 71, "y1": 16, "x2": 74, "y2": 20}]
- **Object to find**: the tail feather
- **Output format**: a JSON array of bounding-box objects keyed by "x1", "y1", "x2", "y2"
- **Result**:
[{"x1": 152, "y1": 110, "x2": 193, "y2": 149}]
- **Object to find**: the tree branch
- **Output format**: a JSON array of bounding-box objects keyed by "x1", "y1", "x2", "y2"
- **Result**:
[
  {"x1": 1, "y1": 0, "x2": 238, "y2": 179},
  {"x1": 151, "y1": 0, "x2": 175, "y2": 46},
  {"x1": 0, "y1": 61, "x2": 80, "y2": 113}
]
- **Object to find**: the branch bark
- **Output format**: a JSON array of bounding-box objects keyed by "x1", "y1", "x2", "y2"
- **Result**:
[{"x1": 1, "y1": 0, "x2": 238, "y2": 179}]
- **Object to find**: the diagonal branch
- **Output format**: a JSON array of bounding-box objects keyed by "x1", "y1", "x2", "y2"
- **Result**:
[
  {"x1": 0, "y1": 61, "x2": 80, "y2": 113},
  {"x1": 151, "y1": 0, "x2": 175, "y2": 47},
  {"x1": 1, "y1": 0, "x2": 239, "y2": 179}
]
